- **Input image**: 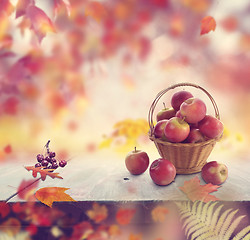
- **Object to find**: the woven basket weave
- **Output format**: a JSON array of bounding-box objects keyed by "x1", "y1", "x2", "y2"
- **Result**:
[{"x1": 148, "y1": 82, "x2": 222, "y2": 174}]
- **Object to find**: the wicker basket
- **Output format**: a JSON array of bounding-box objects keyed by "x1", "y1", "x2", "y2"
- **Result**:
[{"x1": 148, "y1": 82, "x2": 222, "y2": 174}]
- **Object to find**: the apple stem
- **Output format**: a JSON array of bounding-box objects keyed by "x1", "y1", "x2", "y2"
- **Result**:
[
  {"x1": 163, "y1": 102, "x2": 166, "y2": 109},
  {"x1": 134, "y1": 146, "x2": 137, "y2": 152}
]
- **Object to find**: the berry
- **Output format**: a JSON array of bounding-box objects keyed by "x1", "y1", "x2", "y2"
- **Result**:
[
  {"x1": 49, "y1": 152, "x2": 56, "y2": 158},
  {"x1": 59, "y1": 160, "x2": 67, "y2": 167},
  {"x1": 51, "y1": 158, "x2": 57, "y2": 163},
  {"x1": 52, "y1": 162, "x2": 58, "y2": 169},
  {"x1": 35, "y1": 163, "x2": 41, "y2": 168},
  {"x1": 41, "y1": 160, "x2": 49, "y2": 167},
  {"x1": 37, "y1": 154, "x2": 44, "y2": 162},
  {"x1": 45, "y1": 156, "x2": 51, "y2": 162}
]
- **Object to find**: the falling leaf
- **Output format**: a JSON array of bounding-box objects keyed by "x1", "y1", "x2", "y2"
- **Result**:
[
  {"x1": 25, "y1": 166, "x2": 63, "y2": 181},
  {"x1": 25, "y1": 5, "x2": 56, "y2": 42},
  {"x1": 17, "y1": 179, "x2": 39, "y2": 201},
  {"x1": 16, "y1": 0, "x2": 35, "y2": 18},
  {"x1": 1, "y1": 218, "x2": 21, "y2": 236},
  {"x1": 151, "y1": 206, "x2": 169, "y2": 223},
  {"x1": 116, "y1": 208, "x2": 136, "y2": 225},
  {"x1": 35, "y1": 187, "x2": 76, "y2": 207},
  {"x1": 0, "y1": 0, "x2": 14, "y2": 16},
  {"x1": 86, "y1": 202, "x2": 108, "y2": 223},
  {"x1": 179, "y1": 176, "x2": 220, "y2": 202},
  {"x1": 0, "y1": 202, "x2": 10, "y2": 218},
  {"x1": 200, "y1": 16, "x2": 216, "y2": 35},
  {"x1": 85, "y1": 1, "x2": 107, "y2": 22},
  {"x1": 54, "y1": 0, "x2": 71, "y2": 18}
]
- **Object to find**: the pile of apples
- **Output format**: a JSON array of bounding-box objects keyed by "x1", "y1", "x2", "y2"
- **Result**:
[
  {"x1": 125, "y1": 90, "x2": 228, "y2": 186},
  {"x1": 154, "y1": 90, "x2": 224, "y2": 143}
]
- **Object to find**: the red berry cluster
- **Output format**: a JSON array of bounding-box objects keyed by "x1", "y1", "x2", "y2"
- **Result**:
[{"x1": 35, "y1": 140, "x2": 67, "y2": 170}]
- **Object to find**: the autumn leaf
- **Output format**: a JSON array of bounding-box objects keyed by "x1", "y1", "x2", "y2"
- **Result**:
[
  {"x1": 200, "y1": 16, "x2": 216, "y2": 35},
  {"x1": 179, "y1": 176, "x2": 220, "y2": 202},
  {"x1": 70, "y1": 221, "x2": 93, "y2": 240},
  {"x1": 0, "y1": 202, "x2": 10, "y2": 218},
  {"x1": 151, "y1": 206, "x2": 169, "y2": 223},
  {"x1": 25, "y1": 166, "x2": 63, "y2": 181},
  {"x1": 16, "y1": 0, "x2": 35, "y2": 18},
  {"x1": 17, "y1": 179, "x2": 39, "y2": 200},
  {"x1": 86, "y1": 202, "x2": 108, "y2": 223},
  {"x1": 85, "y1": 1, "x2": 107, "y2": 22},
  {"x1": 116, "y1": 208, "x2": 136, "y2": 225},
  {"x1": 0, "y1": 0, "x2": 14, "y2": 16},
  {"x1": 54, "y1": 0, "x2": 71, "y2": 18},
  {"x1": 25, "y1": 5, "x2": 56, "y2": 42},
  {"x1": 35, "y1": 187, "x2": 76, "y2": 207}
]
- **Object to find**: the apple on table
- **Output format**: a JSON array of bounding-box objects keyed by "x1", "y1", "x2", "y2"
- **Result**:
[
  {"x1": 201, "y1": 161, "x2": 228, "y2": 185},
  {"x1": 125, "y1": 147, "x2": 149, "y2": 175}
]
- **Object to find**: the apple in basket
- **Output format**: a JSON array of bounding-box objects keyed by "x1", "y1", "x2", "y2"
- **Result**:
[
  {"x1": 164, "y1": 117, "x2": 190, "y2": 143},
  {"x1": 125, "y1": 147, "x2": 149, "y2": 175},
  {"x1": 198, "y1": 115, "x2": 224, "y2": 139},
  {"x1": 153, "y1": 120, "x2": 168, "y2": 140},
  {"x1": 156, "y1": 103, "x2": 176, "y2": 122},
  {"x1": 149, "y1": 158, "x2": 176, "y2": 186},
  {"x1": 171, "y1": 90, "x2": 193, "y2": 111},
  {"x1": 201, "y1": 161, "x2": 228, "y2": 185},
  {"x1": 180, "y1": 97, "x2": 207, "y2": 123},
  {"x1": 185, "y1": 128, "x2": 205, "y2": 143}
]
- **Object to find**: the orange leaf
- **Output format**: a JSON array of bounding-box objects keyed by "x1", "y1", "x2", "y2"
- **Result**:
[
  {"x1": 86, "y1": 202, "x2": 108, "y2": 223},
  {"x1": 35, "y1": 187, "x2": 76, "y2": 207},
  {"x1": 0, "y1": 202, "x2": 10, "y2": 218},
  {"x1": 25, "y1": 5, "x2": 56, "y2": 42},
  {"x1": 200, "y1": 16, "x2": 216, "y2": 35},
  {"x1": 17, "y1": 179, "x2": 39, "y2": 200},
  {"x1": 25, "y1": 166, "x2": 63, "y2": 181},
  {"x1": 151, "y1": 206, "x2": 169, "y2": 223},
  {"x1": 179, "y1": 176, "x2": 220, "y2": 202},
  {"x1": 116, "y1": 208, "x2": 136, "y2": 225}
]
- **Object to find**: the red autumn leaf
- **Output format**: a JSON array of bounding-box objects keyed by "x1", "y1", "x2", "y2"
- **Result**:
[
  {"x1": 16, "y1": 0, "x2": 35, "y2": 18},
  {"x1": 35, "y1": 187, "x2": 76, "y2": 207},
  {"x1": 25, "y1": 5, "x2": 56, "y2": 42},
  {"x1": 0, "y1": 202, "x2": 10, "y2": 218},
  {"x1": 54, "y1": 0, "x2": 71, "y2": 18},
  {"x1": 116, "y1": 208, "x2": 136, "y2": 225},
  {"x1": 4, "y1": 144, "x2": 12, "y2": 154},
  {"x1": 17, "y1": 179, "x2": 39, "y2": 200},
  {"x1": 179, "y1": 176, "x2": 220, "y2": 202},
  {"x1": 25, "y1": 223, "x2": 38, "y2": 236},
  {"x1": 200, "y1": 16, "x2": 216, "y2": 35},
  {"x1": 0, "y1": 0, "x2": 14, "y2": 16},
  {"x1": 25, "y1": 166, "x2": 63, "y2": 181},
  {"x1": 86, "y1": 202, "x2": 108, "y2": 223},
  {"x1": 70, "y1": 221, "x2": 93, "y2": 240}
]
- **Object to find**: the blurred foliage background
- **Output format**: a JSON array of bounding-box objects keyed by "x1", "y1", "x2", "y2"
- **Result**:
[{"x1": 0, "y1": 0, "x2": 249, "y2": 161}]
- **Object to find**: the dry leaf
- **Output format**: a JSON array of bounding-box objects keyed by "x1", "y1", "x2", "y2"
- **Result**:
[
  {"x1": 25, "y1": 166, "x2": 63, "y2": 181},
  {"x1": 200, "y1": 16, "x2": 216, "y2": 35},
  {"x1": 179, "y1": 176, "x2": 220, "y2": 202},
  {"x1": 86, "y1": 202, "x2": 108, "y2": 223},
  {"x1": 116, "y1": 208, "x2": 136, "y2": 225},
  {"x1": 35, "y1": 187, "x2": 76, "y2": 207}
]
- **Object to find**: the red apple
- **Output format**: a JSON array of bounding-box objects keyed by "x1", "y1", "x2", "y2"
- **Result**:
[
  {"x1": 201, "y1": 161, "x2": 228, "y2": 185},
  {"x1": 198, "y1": 115, "x2": 224, "y2": 139},
  {"x1": 180, "y1": 97, "x2": 206, "y2": 123},
  {"x1": 164, "y1": 117, "x2": 190, "y2": 143},
  {"x1": 171, "y1": 90, "x2": 193, "y2": 111},
  {"x1": 125, "y1": 147, "x2": 149, "y2": 175},
  {"x1": 153, "y1": 120, "x2": 168, "y2": 140},
  {"x1": 156, "y1": 103, "x2": 176, "y2": 121},
  {"x1": 150, "y1": 158, "x2": 176, "y2": 186},
  {"x1": 185, "y1": 128, "x2": 205, "y2": 143},
  {"x1": 175, "y1": 110, "x2": 184, "y2": 119}
]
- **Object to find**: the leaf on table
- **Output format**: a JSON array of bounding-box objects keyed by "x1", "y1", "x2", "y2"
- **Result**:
[
  {"x1": 16, "y1": 0, "x2": 35, "y2": 18},
  {"x1": 200, "y1": 16, "x2": 216, "y2": 35},
  {"x1": 179, "y1": 176, "x2": 220, "y2": 202},
  {"x1": 151, "y1": 205, "x2": 169, "y2": 223},
  {"x1": 17, "y1": 179, "x2": 39, "y2": 200},
  {"x1": 25, "y1": 5, "x2": 56, "y2": 43},
  {"x1": 1, "y1": 218, "x2": 21, "y2": 236},
  {"x1": 0, "y1": 202, "x2": 10, "y2": 218},
  {"x1": 25, "y1": 166, "x2": 63, "y2": 181},
  {"x1": 0, "y1": 0, "x2": 14, "y2": 16},
  {"x1": 86, "y1": 202, "x2": 108, "y2": 223},
  {"x1": 35, "y1": 187, "x2": 76, "y2": 207},
  {"x1": 116, "y1": 208, "x2": 136, "y2": 225},
  {"x1": 53, "y1": 0, "x2": 71, "y2": 18}
]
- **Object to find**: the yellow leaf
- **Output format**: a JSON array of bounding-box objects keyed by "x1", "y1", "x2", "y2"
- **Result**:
[{"x1": 35, "y1": 187, "x2": 76, "y2": 207}]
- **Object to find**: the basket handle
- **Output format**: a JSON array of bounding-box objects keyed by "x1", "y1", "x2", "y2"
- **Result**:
[{"x1": 148, "y1": 82, "x2": 220, "y2": 136}]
